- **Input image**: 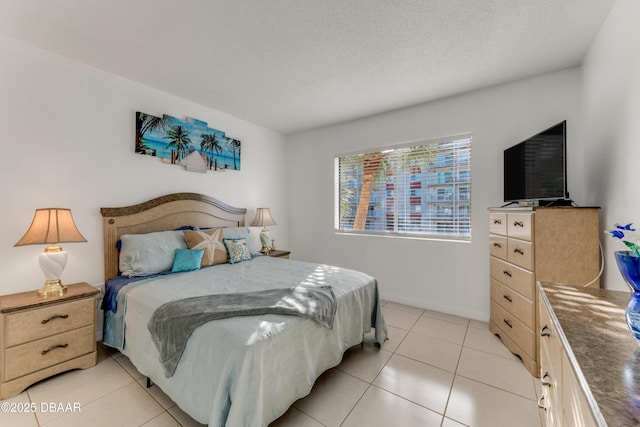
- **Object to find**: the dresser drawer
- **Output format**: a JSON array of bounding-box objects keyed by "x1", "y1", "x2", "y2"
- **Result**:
[
  {"x1": 489, "y1": 212, "x2": 507, "y2": 235},
  {"x1": 539, "y1": 301, "x2": 563, "y2": 423},
  {"x1": 489, "y1": 235, "x2": 508, "y2": 260},
  {"x1": 490, "y1": 279, "x2": 534, "y2": 328},
  {"x1": 507, "y1": 238, "x2": 534, "y2": 270},
  {"x1": 5, "y1": 298, "x2": 94, "y2": 347},
  {"x1": 489, "y1": 256, "x2": 535, "y2": 300},
  {"x1": 540, "y1": 340, "x2": 563, "y2": 427},
  {"x1": 4, "y1": 325, "x2": 95, "y2": 382},
  {"x1": 561, "y1": 351, "x2": 598, "y2": 427},
  {"x1": 507, "y1": 213, "x2": 533, "y2": 241},
  {"x1": 490, "y1": 301, "x2": 535, "y2": 358},
  {"x1": 539, "y1": 299, "x2": 562, "y2": 360}
]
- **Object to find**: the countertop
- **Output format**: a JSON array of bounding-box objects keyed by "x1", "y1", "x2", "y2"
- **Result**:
[{"x1": 539, "y1": 282, "x2": 640, "y2": 426}]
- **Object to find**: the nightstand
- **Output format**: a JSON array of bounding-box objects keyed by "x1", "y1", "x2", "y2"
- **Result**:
[
  {"x1": 268, "y1": 250, "x2": 291, "y2": 259},
  {"x1": 0, "y1": 282, "x2": 98, "y2": 399}
]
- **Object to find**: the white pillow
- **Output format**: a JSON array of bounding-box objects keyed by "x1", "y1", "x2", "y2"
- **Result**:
[{"x1": 119, "y1": 230, "x2": 188, "y2": 277}]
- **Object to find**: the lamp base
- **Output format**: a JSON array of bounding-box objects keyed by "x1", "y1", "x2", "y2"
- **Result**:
[
  {"x1": 259, "y1": 229, "x2": 271, "y2": 255},
  {"x1": 38, "y1": 247, "x2": 68, "y2": 297},
  {"x1": 38, "y1": 280, "x2": 67, "y2": 297}
]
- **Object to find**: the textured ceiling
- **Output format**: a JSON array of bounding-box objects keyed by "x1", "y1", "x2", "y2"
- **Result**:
[{"x1": 0, "y1": 0, "x2": 616, "y2": 134}]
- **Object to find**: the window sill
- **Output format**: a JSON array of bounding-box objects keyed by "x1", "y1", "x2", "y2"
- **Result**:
[{"x1": 335, "y1": 231, "x2": 471, "y2": 243}]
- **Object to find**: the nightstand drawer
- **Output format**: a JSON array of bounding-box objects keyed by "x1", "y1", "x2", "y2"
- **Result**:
[
  {"x1": 4, "y1": 325, "x2": 95, "y2": 382},
  {"x1": 489, "y1": 235, "x2": 507, "y2": 260},
  {"x1": 490, "y1": 256, "x2": 535, "y2": 300},
  {"x1": 490, "y1": 279, "x2": 534, "y2": 328},
  {"x1": 507, "y1": 238, "x2": 534, "y2": 270},
  {"x1": 5, "y1": 298, "x2": 94, "y2": 347}
]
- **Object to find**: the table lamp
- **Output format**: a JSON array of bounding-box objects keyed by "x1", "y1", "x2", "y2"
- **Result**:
[
  {"x1": 251, "y1": 208, "x2": 276, "y2": 254},
  {"x1": 14, "y1": 208, "x2": 87, "y2": 297}
]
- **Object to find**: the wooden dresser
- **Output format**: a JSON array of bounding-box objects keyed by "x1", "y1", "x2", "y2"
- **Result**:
[
  {"x1": 538, "y1": 282, "x2": 640, "y2": 426},
  {"x1": 488, "y1": 207, "x2": 600, "y2": 377},
  {"x1": 0, "y1": 282, "x2": 98, "y2": 399}
]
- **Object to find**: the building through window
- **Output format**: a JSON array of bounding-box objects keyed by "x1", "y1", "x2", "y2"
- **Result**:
[{"x1": 335, "y1": 135, "x2": 471, "y2": 240}]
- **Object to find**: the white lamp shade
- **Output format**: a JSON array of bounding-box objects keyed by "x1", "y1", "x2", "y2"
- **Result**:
[{"x1": 251, "y1": 208, "x2": 277, "y2": 227}]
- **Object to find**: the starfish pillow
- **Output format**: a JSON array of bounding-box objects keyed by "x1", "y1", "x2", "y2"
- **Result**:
[{"x1": 183, "y1": 228, "x2": 228, "y2": 267}]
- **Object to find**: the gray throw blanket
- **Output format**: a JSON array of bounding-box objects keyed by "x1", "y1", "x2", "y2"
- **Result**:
[{"x1": 148, "y1": 285, "x2": 337, "y2": 377}]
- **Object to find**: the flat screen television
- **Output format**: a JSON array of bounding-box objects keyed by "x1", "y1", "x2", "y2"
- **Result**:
[{"x1": 503, "y1": 121, "x2": 568, "y2": 203}]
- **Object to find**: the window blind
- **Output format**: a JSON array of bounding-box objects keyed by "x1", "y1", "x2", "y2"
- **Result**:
[{"x1": 335, "y1": 135, "x2": 471, "y2": 240}]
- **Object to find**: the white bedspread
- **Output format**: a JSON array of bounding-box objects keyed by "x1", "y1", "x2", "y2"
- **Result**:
[{"x1": 111, "y1": 256, "x2": 386, "y2": 426}]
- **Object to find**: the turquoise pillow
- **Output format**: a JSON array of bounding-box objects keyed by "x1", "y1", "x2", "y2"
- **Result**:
[
  {"x1": 171, "y1": 248, "x2": 205, "y2": 272},
  {"x1": 223, "y1": 238, "x2": 252, "y2": 264}
]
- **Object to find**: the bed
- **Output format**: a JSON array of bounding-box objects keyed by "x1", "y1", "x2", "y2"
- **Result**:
[{"x1": 99, "y1": 193, "x2": 387, "y2": 426}]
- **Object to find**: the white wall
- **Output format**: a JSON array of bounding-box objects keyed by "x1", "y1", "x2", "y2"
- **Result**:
[
  {"x1": 0, "y1": 34, "x2": 288, "y2": 295},
  {"x1": 287, "y1": 69, "x2": 582, "y2": 320},
  {"x1": 581, "y1": 0, "x2": 640, "y2": 291}
]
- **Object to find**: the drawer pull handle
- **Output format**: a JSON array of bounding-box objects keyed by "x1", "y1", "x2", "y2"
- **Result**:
[
  {"x1": 493, "y1": 219, "x2": 502, "y2": 225},
  {"x1": 493, "y1": 242, "x2": 502, "y2": 248},
  {"x1": 513, "y1": 248, "x2": 524, "y2": 255},
  {"x1": 41, "y1": 343, "x2": 68, "y2": 355},
  {"x1": 541, "y1": 372, "x2": 552, "y2": 387},
  {"x1": 503, "y1": 294, "x2": 512, "y2": 303},
  {"x1": 503, "y1": 319, "x2": 513, "y2": 328},
  {"x1": 540, "y1": 325, "x2": 551, "y2": 337},
  {"x1": 537, "y1": 395, "x2": 548, "y2": 411},
  {"x1": 513, "y1": 221, "x2": 524, "y2": 228},
  {"x1": 41, "y1": 314, "x2": 69, "y2": 324},
  {"x1": 503, "y1": 270, "x2": 512, "y2": 278}
]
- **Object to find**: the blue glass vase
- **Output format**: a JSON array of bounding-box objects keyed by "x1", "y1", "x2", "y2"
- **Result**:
[{"x1": 615, "y1": 251, "x2": 640, "y2": 341}]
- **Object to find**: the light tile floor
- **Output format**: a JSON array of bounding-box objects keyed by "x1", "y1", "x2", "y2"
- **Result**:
[{"x1": 0, "y1": 301, "x2": 542, "y2": 426}]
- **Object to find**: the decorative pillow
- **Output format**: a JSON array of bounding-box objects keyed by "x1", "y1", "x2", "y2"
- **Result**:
[
  {"x1": 171, "y1": 248, "x2": 204, "y2": 273},
  {"x1": 222, "y1": 227, "x2": 260, "y2": 256},
  {"x1": 183, "y1": 228, "x2": 228, "y2": 267},
  {"x1": 223, "y1": 238, "x2": 252, "y2": 264},
  {"x1": 119, "y1": 230, "x2": 188, "y2": 277}
]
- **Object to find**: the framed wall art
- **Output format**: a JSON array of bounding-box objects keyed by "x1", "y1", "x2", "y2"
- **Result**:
[{"x1": 135, "y1": 112, "x2": 241, "y2": 172}]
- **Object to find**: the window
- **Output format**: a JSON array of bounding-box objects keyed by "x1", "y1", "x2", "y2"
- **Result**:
[{"x1": 335, "y1": 134, "x2": 471, "y2": 240}]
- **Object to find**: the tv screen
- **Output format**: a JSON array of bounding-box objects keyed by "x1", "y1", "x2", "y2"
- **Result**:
[{"x1": 503, "y1": 121, "x2": 567, "y2": 202}]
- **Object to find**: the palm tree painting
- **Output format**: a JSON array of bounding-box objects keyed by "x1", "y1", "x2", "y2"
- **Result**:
[
  {"x1": 227, "y1": 138, "x2": 241, "y2": 171},
  {"x1": 200, "y1": 133, "x2": 223, "y2": 170},
  {"x1": 136, "y1": 112, "x2": 169, "y2": 154},
  {"x1": 164, "y1": 125, "x2": 192, "y2": 163},
  {"x1": 134, "y1": 111, "x2": 241, "y2": 172}
]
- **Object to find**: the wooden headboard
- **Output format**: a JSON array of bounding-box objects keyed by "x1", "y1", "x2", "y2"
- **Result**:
[{"x1": 100, "y1": 193, "x2": 247, "y2": 281}]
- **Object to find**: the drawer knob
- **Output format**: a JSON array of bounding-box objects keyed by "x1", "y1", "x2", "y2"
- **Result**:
[
  {"x1": 493, "y1": 242, "x2": 502, "y2": 248},
  {"x1": 537, "y1": 395, "x2": 548, "y2": 412},
  {"x1": 541, "y1": 372, "x2": 552, "y2": 387},
  {"x1": 493, "y1": 219, "x2": 502, "y2": 225},
  {"x1": 503, "y1": 319, "x2": 513, "y2": 329},
  {"x1": 41, "y1": 314, "x2": 69, "y2": 324},
  {"x1": 503, "y1": 294, "x2": 512, "y2": 303},
  {"x1": 41, "y1": 343, "x2": 68, "y2": 355},
  {"x1": 502, "y1": 270, "x2": 512, "y2": 278},
  {"x1": 513, "y1": 248, "x2": 524, "y2": 255},
  {"x1": 540, "y1": 325, "x2": 551, "y2": 337},
  {"x1": 513, "y1": 221, "x2": 524, "y2": 227}
]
